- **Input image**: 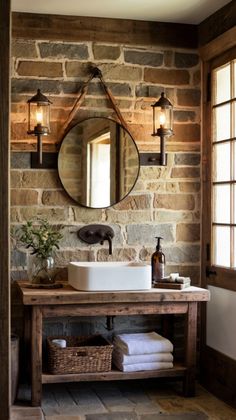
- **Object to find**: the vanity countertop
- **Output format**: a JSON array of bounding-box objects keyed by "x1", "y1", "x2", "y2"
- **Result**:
[{"x1": 17, "y1": 281, "x2": 210, "y2": 306}]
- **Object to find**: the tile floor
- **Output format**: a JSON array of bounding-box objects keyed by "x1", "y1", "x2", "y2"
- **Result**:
[{"x1": 11, "y1": 380, "x2": 236, "y2": 420}]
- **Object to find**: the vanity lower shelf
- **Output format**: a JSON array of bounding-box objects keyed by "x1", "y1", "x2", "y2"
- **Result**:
[{"x1": 42, "y1": 363, "x2": 186, "y2": 384}]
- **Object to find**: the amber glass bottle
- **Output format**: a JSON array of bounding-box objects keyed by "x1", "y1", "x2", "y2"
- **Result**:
[{"x1": 151, "y1": 237, "x2": 165, "y2": 285}]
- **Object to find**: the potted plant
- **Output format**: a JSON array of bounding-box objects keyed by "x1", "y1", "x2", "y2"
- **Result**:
[{"x1": 17, "y1": 219, "x2": 63, "y2": 285}]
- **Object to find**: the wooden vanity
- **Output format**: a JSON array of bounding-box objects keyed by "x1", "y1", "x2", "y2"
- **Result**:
[{"x1": 17, "y1": 281, "x2": 210, "y2": 407}]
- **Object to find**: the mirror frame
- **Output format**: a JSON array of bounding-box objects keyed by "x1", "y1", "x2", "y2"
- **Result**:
[{"x1": 57, "y1": 116, "x2": 140, "y2": 209}]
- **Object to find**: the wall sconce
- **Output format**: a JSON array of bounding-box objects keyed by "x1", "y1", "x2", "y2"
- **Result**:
[
  {"x1": 27, "y1": 89, "x2": 52, "y2": 165},
  {"x1": 140, "y1": 92, "x2": 173, "y2": 166}
]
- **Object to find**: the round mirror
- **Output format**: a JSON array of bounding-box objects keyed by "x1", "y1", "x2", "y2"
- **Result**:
[{"x1": 58, "y1": 117, "x2": 140, "y2": 208}]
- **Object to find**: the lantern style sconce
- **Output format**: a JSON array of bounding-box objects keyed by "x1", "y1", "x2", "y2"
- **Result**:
[
  {"x1": 27, "y1": 89, "x2": 52, "y2": 165},
  {"x1": 140, "y1": 92, "x2": 173, "y2": 166}
]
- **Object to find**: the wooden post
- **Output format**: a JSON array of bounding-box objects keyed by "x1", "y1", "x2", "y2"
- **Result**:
[
  {"x1": 31, "y1": 306, "x2": 43, "y2": 406},
  {"x1": 183, "y1": 302, "x2": 197, "y2": 396},
  {"x1": 0, "y1": 0, "x2": 10, "y2": 417}
]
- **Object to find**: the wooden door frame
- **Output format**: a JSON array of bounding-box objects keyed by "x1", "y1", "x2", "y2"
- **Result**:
[
  {"x1": 199, "y1": 26, "x2": 236, "y2": 407},
  {"x1": 0, "y1": 0, "x2": 11, "y2": 418}
]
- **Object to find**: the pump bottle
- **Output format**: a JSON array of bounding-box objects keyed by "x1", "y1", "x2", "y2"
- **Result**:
[{"x1": 151, "y1": 237, "x2": 165, "y2": 284}]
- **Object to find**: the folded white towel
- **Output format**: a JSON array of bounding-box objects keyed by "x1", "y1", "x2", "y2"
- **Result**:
[
  {"x1": 113, "y1": 332, "x2": 173, "y2": 355},
  {"x1": 112, "y1": 349, "x2": 173, "y2": 365},
  {"x1": 113, "y1": 360, "x2": 173, "y2": 372}
]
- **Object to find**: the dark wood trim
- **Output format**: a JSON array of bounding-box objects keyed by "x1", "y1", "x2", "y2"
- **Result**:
[
  {"x1": 0, "y1": 0, "x2": 11, "y2": 416},
  {"x1": 198, "y1": 0, "x2": 236, "y2": 46},
  {"x1": 12, "y1": 12, "x2": 198, "y2": 48},
  {"x1": 200, "y1": 345, "x2": 236, "y2": 408}
]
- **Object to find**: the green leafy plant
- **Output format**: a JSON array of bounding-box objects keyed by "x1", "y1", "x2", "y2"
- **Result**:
[{"x1": 18, "y1": 219, "x2": 63, "y2": 259}]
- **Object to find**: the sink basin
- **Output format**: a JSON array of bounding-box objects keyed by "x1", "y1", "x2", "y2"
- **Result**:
[{"x1": 68, "y1": 261, "x2": 152, "y2": 291}]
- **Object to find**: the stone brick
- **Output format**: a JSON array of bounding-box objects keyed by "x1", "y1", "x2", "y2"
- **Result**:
[
  {"x1": 124, "y1": 50, "x2": 163, "y2": 67},
  {"x1": 11, "y1": 78, "x2": 61, "y2": 94},
  {"x1": 175, "y1": 52, "x2": 199, "y2": 68},
  {"x1": 93, "y1": 44, "x2": 121, "y2": 60},
  {"x1": 17, "y1": 61, "x2": 63, "y2": 78},
  {"x1": 153, "y1": 210, "x2": 200, "y2": 223},
  {"x1": 165, "y1": 264, "x2": 200, "y2": 285},
  {"x1": 106, "y1": 209, "x2": 152, "y2": 223},
  {"x1": 21, "y1": 170, "x2": 61, "y2": 188},
  {"x1": 87, "y1": 82, "x2": 132, "y2": 97},
  {"x1": 11, "y1": 189, "x2": 39, "y2": 205},
  {"x1": 42, "y1": 190, "x2": 74, "y2": 206},
  {"x1": 144, "y1": 68, "x2": 190, "y2": 85},
  {"x1": 193, "y1": 70, "x2": 201, "y2": 85},
  {"x1": 84, "y1": 97, "x2": 133, "y2": 110},
  {"x1": 174, "y1": 111, "x2": 196, "y2": 122},
  {"x1": 11, "y1": 207, "x2": 68, "y2": 223},
  {"x1": 139, "y1": 412, "x2": 207, "y2": 419},
  {"x1": 164, "y1": 245, "x2": 200, "y2": 263},
  {"x1": 140, "y1": 166, "x2": 170, "y2": 180},
  {"x1": 153, "y1": 194, "x2": 195, "y2": 210},
  {"x1": 171, "y1": 167, "x2": 200, "y2": 178},
  {"x1": 174, "y1": 153, "x2": 200, "y2": 166},
  {"x1": 54, "y1": 250, "x2": 95, "y2": 266},
  {"x1": 164, "y1": 51, "x2": 174, "y2": 67},
  {"x1": 127, "y1": 224, "x2": 174, "y2": 245},
  {"x1": 176, "y1": 223, "x2": 200, "y2": 242},
  {"x1": 172, "y1": 124, "x2": 200, "y2": 142},
  {"x1": 135, "y1": 85, "x2": 174, "y2": 102},
  {"x1": 11, "y1": 122, "x2": 28, "y2": 140},
  {"x1": 11, "y1": 250, "x2": 27, "y2": 268},
  {"x1": 177, "y1": 89, "x2": 201, "y2": 106},
  {"x1": 72, "y1": 207, "x2": 104, "y2": 223},
  {"x1": 11, "y1": 171, "x2": 22, "y2": 188},
  {"x1": 86, "y1": 413, "x2": 138, "y2": 420},
  {"x1": 179, "y1": 182, "x2": 200, "y2": 192},
  {"x1": 39, "y1": 42, "x2": 89, "y2": 59},
  {"x1": 11, "y1": 152, "x2": 31, "y2": 169},
  {"x1": 113, "y1": 194, "x2": 152, "y2": 210},
  {"x1": 97, "y1": 248, "x2": 137, "y2": 261},
  {"x1": 66, "y1": 62, "x2": 142, "y2": 81},
  {"x1": 12, "y1": 40, "x2": 38, "y2": 58}
]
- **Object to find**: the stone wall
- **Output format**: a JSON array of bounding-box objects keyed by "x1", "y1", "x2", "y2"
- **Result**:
[{"x1": 11, "y1": 34, "x2": 201, "y2": 356}]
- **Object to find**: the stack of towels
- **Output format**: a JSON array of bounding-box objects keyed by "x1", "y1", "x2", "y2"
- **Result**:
[{"x1": 112, "y1": 331, "x2": 173, "y2": 372}]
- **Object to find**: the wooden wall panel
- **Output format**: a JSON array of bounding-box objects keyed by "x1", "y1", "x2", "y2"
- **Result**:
[{"x1": 0, "y1": 0, "x2": 10, "y2": 417}]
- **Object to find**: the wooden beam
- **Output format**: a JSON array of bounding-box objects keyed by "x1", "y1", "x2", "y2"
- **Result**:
[
  {"x1": 12, "y1": 12, "x2": 198, "y2": 49},
  {"x1": 198, "y1": 0, "x2": 236, "y2": 47},
  {"x1": 199, "y1": 26, "x2": 236, "y2": 62},
  {"x1": 0, "y1": 0, "x2": 10, "y2": 417}
]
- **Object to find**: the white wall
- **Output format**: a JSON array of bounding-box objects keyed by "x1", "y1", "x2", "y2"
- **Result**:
[{"x1": 207, "y1": 285, "x2": 236, "y2": 360}]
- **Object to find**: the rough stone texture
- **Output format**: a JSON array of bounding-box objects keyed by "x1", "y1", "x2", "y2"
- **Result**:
[
  {"x1": 174, "y1": 111, "x2": 196, "y2": 122},
  {"x1": 12, "y1": 40, "x2": 38, "y2": 58},
  {"x1": 54, "y1": 250, "x2": 95, "y2": 266},
  {"x1": 11, "y1": 78, "x2": 61, "y2": 94},
  {"x1": 66, "y1": 62, "x2": 142, "y2": 81},
  {"x1": 144, "y1": 68, "x2": 190, "y2": 85},
  {"x1": 11, "y1": 189, "x2": 39, "y2": 205},
  {"x1": 97, "y1": 247, "x2": 137, "y2": 261},
  {"x1": 87, "y1": 82, "x2": 132, "y2": 97},
  {"x1": 93, "y1": 44, "x2": 121, "y2": 60},
  {"x1": 127, "y1": 224, "x2": 174, "y2": 245},
  {"x1": 17, "y1": 61, "x2": 63, "y2": 78},
  {"x1": 21, "y1": 170, "x2": 61, "y2": 188},
  {"x1": 174, "y1": 153, "x2": 200, "y2": 166},
  {"x1": 11, "y1": 207, "x2": 68, "y2": 223},
  {"x1": 171, "y1": 167, "x2": 200, "y2": 178},
  {"x1": 124, "y1": 50, "x2": 163, "y2": 67},
  {"x1": 172, "y1": 124, "x2": 200, "y2": 142},
  {"x1": 175, "y1": 52, "x2": 199, "y2": 68},
  {"x1": 164, "y1": 245, "x2": 200, "y2": 263},
  {"x1": 153, "y1": 211, "x2": 200, "y2": 223},
  {"x1": 176, "y1": 223, "x2": 200, "y2": 242},
  {"x1": 153, "y1": 194, "x2": 195, "y2": 211},
  {"x1": 106, "y1": 209, "x2": 152, "y2": 223},
  {"x1": 179, "y1": 182, "x2": 200, "y2": 192},
  {"x1": 42, "y1": 190, "x2": 74, "y2": 206},
  {"x1": 11, "y1": 152, "x2": 31, "y2": 169},
  {"x1": 164, "y1": 51, "x2": 174, "y2": 67},
  {"x1": 39, "y1": 42, "x2": 89, "y2": 59},
  {"x1": 177, "y1": 89, "x2": 201, "y2": 106},
  {"x1": 114, "y1": 194, "x2": 152, "y2": 210},
  {"x1": 11, "y1": 171, "x2": 22, "y2": 188},
  {"x1": 72, "y1": 207, "x2": 104, "y2": 223}
]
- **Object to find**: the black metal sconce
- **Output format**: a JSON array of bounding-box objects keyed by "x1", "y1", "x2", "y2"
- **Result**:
[
  {"x1": 27, "y1": 89, "x2": 52, "y2": 165},
  {"x1": 140, "y1": 92, "x2": 173, "y2": 166}
]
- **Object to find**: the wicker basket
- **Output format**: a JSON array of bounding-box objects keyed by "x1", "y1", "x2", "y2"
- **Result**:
[{"x1": 47, "y1": 335, "x2": 113, "y2": 374}]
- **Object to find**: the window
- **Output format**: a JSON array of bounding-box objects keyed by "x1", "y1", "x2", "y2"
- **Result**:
[{"x1": 212, "y1": 59, "x2": 236, "y2": 268}]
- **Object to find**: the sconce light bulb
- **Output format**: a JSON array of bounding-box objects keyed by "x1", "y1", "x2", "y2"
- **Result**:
[
  {"x1": 159, "y1": 113, "x2": 166, "y2": 126},
  {"x1": 36, "y1": 110, "x2": 43, "y2": 124}
]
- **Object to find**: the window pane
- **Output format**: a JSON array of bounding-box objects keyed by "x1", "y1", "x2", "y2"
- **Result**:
[
  {"x1": 213, "y1": 184, "x2": 230, "y2": 223},
  {"x1": 214, "y1": 104, "x2": 231, "y2": 141},
  {"x1": 213, "y1": 226, "x2": 230, "y2": 267},
  {"x1": 214, "y1": 64, "x2": 231, "y2": 105},
  {"x1": 213, "y1": 143, "x2": 230, "y2": 182}
]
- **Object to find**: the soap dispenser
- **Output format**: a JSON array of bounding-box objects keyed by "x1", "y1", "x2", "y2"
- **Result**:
[{"x1": 151, "y1": 237, "x2": 165, "y2": 285}]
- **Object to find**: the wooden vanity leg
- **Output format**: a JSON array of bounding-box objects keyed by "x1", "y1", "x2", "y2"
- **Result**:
[
  {"x1": 31, "y1": 306, "x2": 42, "y2": 406},
  {"x1": 183, "y1": 302, "x2": 197, "y2": 397}
]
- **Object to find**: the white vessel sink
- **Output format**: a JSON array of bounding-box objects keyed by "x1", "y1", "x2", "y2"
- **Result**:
[{"x1": 68, "y1": 261, "x2": 152, "y2": 291}]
